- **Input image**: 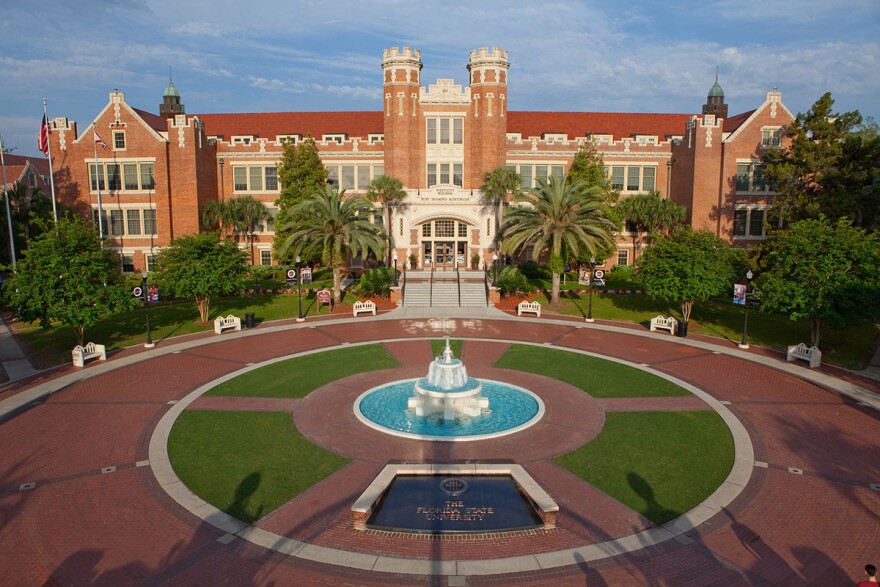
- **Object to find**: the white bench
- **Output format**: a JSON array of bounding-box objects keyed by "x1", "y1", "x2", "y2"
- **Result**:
[
  {"x1": 213, "y1": 314, "x2": 241, "y2": 334},
  {"x1": 517, "y1": 300, "x2": 541, "y2": 317},
  {"x1": 72, "y1": 342, "x2": 106, "y2": 367},
  {"x1": 787, "y1": 343, "x2": 821, "y2": 368},
  {"x1": 352, "y1": 300, "x2": 376, "y2": 317},
  {"x1": 649, "y1": 315, "x2": 677, "y2": 335}
]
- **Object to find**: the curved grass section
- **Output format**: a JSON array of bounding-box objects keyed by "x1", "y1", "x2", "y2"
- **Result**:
[
  {"x1": 495, "y1": 344, "x2": 691, "y2": 398},
  {"x1": 554, "y1": 411, "x2": 734, "y2": 524},
  {"x1": 168, "y1": 411, "x2": 349, "y2": 523},
  {"x1": 206, "y1": 344, "x2": 398, "y2": 398}
]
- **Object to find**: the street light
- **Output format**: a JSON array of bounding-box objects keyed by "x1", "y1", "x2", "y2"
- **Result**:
[
  {"x1": 738, "y1": 270, "x2": 753, "y2": 349},
  {"x1": 296, "y1": 255, "x2": 305, "y2": 322},
  {"x1": 492, "y1": 253, "x2": 498, "y2": 284},
  {"x1": 585, "y1": 256, "x2": 596, "y2": 323},
  {"x1": 141, "y1": 270, "x2": 155, "y2": 348},
  {"x1": 392, "y1": 249, "x2": 399, "y2": 287}
]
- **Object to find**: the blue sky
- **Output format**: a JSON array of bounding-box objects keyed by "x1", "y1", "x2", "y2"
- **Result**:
[{"x1": 1, "y1": 0, "x2": 878, "y2": 156}]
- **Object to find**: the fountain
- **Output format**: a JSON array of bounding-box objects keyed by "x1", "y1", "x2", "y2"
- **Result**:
[
  {"x1": 405, "y1": 338, "x2": 490, "y2": 424},
  {"x1": 354, "y1": 338, "x2": 544, "y2": 441}
]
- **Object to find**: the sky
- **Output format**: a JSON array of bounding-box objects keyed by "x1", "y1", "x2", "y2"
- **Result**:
[{"x1": 1, "y1": 0, "x2": 878, "y2": 157}]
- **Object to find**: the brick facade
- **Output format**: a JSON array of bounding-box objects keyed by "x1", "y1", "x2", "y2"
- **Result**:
[{"x1": 47, "y1": 49, "x2": 794, "y2": 272}]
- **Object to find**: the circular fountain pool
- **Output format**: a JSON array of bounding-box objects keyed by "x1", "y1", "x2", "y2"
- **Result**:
[{"x1": 354, "y1": 379, "x2": 544, "y2": 441}]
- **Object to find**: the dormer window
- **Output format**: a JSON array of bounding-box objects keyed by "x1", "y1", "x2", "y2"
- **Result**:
[
  {"x1": 323, "y1": 134, "x2": 345, "y2": 144},
  {"x1": 231, "y1": 136, "x2": 253, "y2": 146},
  {"x1": 276, "y1": 135, "x2": 300, "y2": 146},
  {"x1": 543, "y1": 133, "x2": 567, "y2": 143},
  {"x1": 368, "y1": 134, "x2": 384, "y2": 144}
]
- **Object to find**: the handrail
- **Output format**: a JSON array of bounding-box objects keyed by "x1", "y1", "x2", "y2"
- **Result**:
[
  {"x1": 429, "y1": 267, "x2": 434, "y2": 307},
  {"x1": 484, "y1": 266, "x2": 490, "y2": 306},
  {"x1": 456, "y1": 267, "x2": 462, "y2": 307},
  {"x1": 401, "y1": 264, "x2": 406, "y2": 306}
]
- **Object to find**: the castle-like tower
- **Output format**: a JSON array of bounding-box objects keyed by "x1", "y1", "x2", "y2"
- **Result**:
[
  {"x1": 466, "y1": 48, "x2": 509, "y2": 188},
  {"x1": 381, "y1": 47, "x2": 423, "y2": 187}
]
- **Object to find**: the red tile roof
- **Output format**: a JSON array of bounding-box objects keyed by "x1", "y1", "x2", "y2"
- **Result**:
[
  {"x1": 723, "y1": 110, "x2": 756, "y2": 133},
  {"x1": 1, "y1": 154, "x2": 50, "y2": 187},
  {"x1": 195, "y1": 111, "x2": 385, "y2": 140},
  {"x1": 132, "y1": 108, "x2": 167, "y2": 132},
  {"x1": 506, "y1": 111, "x2": 693, "y2": 141}
]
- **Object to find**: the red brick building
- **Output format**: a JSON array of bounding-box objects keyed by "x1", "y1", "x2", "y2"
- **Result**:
[{"x1": 43, "y1": 47, "x2": 793, "y2": 272}]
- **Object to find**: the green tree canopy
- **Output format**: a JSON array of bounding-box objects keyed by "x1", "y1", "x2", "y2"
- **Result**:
[
  {"x1": 618, "y1": 191, "x2": 687, "y2": 260},
  {"x1": 4, "y1": 215, "x2": 137, "y2": 345},
  {"x1": 566, "y1": 143, "x2": 621, "y2": 231},
  {"x1": 0, "y1": 183, "x2": 55, "y2": 266},
  {"x1": 480, "y1": 167, "x2": 521, "y2": 251},
  {"x1": 763, "y1": 92, "x2": 879, "y2": 227},
  {"x1": 636, "y1": 227, "x2": 737, "y2": 335},
  {"x1": 499, "y1": 175, "x2": 616, "y2": 305},
  {"x1": 273, "y1": 136, "x2": 327, "y2": 263},
  {"x1": 752, "y1": 217, "x2": 880, "y2": 347},
  {"x1": 156, "y1": 232, "x2": 249, "y2": 322},
  {"x1": 275, "y1": 186, "x2": 385, "y2": 304},
  {"x1": 366, "y1": 175, "x2": 405, "y2": 266}
]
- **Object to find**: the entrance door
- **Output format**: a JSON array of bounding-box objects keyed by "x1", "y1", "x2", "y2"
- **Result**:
[{"x1": 435, "y1": 242, "x2": 455, "y2": 270}]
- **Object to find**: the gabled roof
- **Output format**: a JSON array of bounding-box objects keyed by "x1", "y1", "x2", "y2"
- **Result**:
[
  {"x1": 133, "y1": 108, "x2": 167, "y2": 132},
  {"x1": 506, "y1": 111, "x2": 693, "y2": 141},
  {"x1": 196, "y1": 111, "x2": 385, "y2": 140},
  {"x1": 1, "y1": 154, "x2": 50, "y2": 187},
  {"x1": 723, "y1": 110, "x2": 755, "y2": 133}
]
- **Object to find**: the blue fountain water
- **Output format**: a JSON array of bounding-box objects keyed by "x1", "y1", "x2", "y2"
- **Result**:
[{"x1": 356, "y1": 379, "x2": 542, "y2": 439}]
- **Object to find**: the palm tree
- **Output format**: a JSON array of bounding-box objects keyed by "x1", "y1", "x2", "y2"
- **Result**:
[
  {"x1": 202, "y1": 199, "x2": 237, "y2": 239},
  {"x1": 480, "y1": 167, "x2": 521, "y2": 252},
  {"x1": 499, "y1": 175, "x2": 615, "y2": 305},
  {"x1": 366, "y1": 175, "x2": 406, "y2": 266},
  {"x1": 617, "y1": 191, "x2": 686, "y2": 260},
  {"x1": 230, "y1": 196, "x2": 269, "y2": 264},
  {"x1": 275, "y1": 186, "x2": 385, "y2": 303}
]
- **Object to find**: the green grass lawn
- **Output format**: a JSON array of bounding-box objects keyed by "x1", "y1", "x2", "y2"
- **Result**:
[
  {"x1": 495, "y1": 344, "x2": 691, "y2": 397},
  {"x1": 206, "y1": 344, "x2": 398, "y2": 398},
  {"x1": 527, "y1": 291, "x2": 877, "y2": 369},
  {"x1": 554, "y1": 411, "x2": 734, "y2": 524},
  {"x1": 168, "y1": 411, "x2": 349, "y2": 522}
]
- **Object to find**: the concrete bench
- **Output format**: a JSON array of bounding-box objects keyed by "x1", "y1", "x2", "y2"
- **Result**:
[
  {"x1": 213, "y1": 314, "x2": 241, "y2": 334},
  {"x1": 517, "y1": 300, "x2": 541, "y2": 317},
  {"x1": 352, "y1": 300, "x2": 376, "y2": 317},
  {"x1": 72, "y1": 342, "x2": 106, "y2": 367},
  {"x1": 787, "y1": 343, "x2": 821, "y2": 368},
  {"x1": 649, "y1": 315, "x2": 677, "y2": 335}
]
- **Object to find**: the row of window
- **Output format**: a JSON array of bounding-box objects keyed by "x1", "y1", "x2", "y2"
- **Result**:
[
  {"x1": 93, "y1": 208, "x2": 157, "y2": 236},
  {"x1": 327, "y1": 164, "x2": 385, "y2": 191},
  {"x1": 427, "y1": 118, "x2": 464, "y2": 145},
  {"x1": 233, "y1": 165, "x2": 278, "y2": 192},
  {"x1": 732, "y1": 208, "x2": 780, "y2": 238},
  {"x1": 506, "y1": 164, "x2": 566, "y2": 189},
  {"x1": 427, "y1": 163, "x2": 463, "y2": 187},
  {"x1": 607, "y1": 165, "x2": 656, "y2": 192},
  {"x1": 89, "y1": 162, "x2": 155, "y2": 192},
  {"x1": 421, "y1": 219, "x2": 469, "y2": 238},
  {"x1": 232, "y1": 164, "x2": 386, "y2": 193}
]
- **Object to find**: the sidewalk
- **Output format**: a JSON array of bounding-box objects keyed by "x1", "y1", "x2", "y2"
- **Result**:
[{"x1": 0, "y1": 315, "x2": 39, "y2": 382}]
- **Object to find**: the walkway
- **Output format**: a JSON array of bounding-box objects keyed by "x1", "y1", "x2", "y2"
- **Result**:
[{"x1": 0, "y1": 309, "x2": 877, "y2": 585}]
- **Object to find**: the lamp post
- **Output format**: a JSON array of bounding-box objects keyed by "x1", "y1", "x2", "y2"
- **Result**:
[
  {"x1": 585, "y1": 256, "x2": 596, "y2": 323},
  {"x1": 738, "y1": 270, "x2": 753, "y2": 349},
  {"x1": 492, "y1": 253, "x2": 498, "y2": 284},
  {"x1": 141, "y1": 270, "x2": 154, "y2": 348},
  {"x1": 392, "y1": 249, "x2": 399, "y2": 287},
  {"x1": 296, "y1": 255, "x2": 304, "y2": 322}
]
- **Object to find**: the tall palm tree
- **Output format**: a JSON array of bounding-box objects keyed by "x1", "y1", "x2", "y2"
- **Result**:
[
  {"x1": 366, "y1": 175, "x2": 406, "y2": 266},
  {"x1": 499, "y1": 175, "x2": 615, "y2": 305},
  {"x1": 230, "y1": 196, "x2": 269, "y2": 264},
  {"x1": 275, "y1": 186, "x2": 385, "y2": 303},
  {"x1": 480, "y1": 167, "x2": 521, "y2": 252}
]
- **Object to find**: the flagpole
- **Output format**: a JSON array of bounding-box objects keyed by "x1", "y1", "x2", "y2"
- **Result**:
[
  {"x1": 93, "y1": 123, "x2": 104, "y2": 241},
  {"x1": 43, "y1": 99, "x2": 59, "y2": 224},
  {"x1": 0, "y1": 132, "x2": 17, "y2": 270}
]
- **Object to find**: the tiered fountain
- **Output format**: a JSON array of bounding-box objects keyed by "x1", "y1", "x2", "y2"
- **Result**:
[{"x1": 405, "y1": 339, "x2": 491, "y2": 424}]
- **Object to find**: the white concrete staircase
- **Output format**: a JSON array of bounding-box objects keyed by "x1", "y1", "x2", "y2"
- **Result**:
[{"x1": 401, "y1": 270, "x2": 488, "y2": 307}]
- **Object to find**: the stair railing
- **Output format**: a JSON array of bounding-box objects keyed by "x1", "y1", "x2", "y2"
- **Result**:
[
  {"x1": 401, "y1": 264, "x2": 406, "y2": 307},
  {"x1": 456, "y1": 267, "x2": 462, "y2": 306},
  {"x1": 429, "y1": 267, "x2": 434, "y2": 307}
]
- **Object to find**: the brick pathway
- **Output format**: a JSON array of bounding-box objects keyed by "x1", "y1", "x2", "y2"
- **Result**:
[{"x1": 0, "y1": 316, "x2": 877, "y2": 586}]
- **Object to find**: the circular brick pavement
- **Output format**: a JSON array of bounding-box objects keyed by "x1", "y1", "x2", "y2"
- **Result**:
[{"x1": 1, "y1": 317, "x2": 878, "y2": 585}]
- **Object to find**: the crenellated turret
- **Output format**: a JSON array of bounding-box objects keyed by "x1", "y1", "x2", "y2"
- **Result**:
[
  {"x1": 467, "y1": 47, "x2": 509, "y2": 188},
  {"x1": 382, "y1": 47, "x2": 423, "y2": 186}
]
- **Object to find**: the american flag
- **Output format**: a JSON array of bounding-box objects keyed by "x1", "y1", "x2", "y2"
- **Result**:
[{"x1": 38, "y1": 114, "x2": 50, "y2": 156}]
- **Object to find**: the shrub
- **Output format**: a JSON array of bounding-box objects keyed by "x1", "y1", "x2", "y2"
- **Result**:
[
  {"x1": 358, "y1": 266, "x2": 394, "y2": 298},
  {"x1": 519, "y1": 260, "x2": 551, "y2": 279},
  {"x1": 496, "y1": 266, "x2": 536, "y2": 298}
]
